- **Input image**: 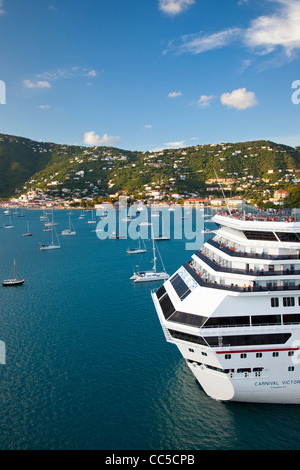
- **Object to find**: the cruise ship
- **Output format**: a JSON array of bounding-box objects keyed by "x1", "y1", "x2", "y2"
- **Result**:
[{"x1": 152, "y1": 206, "x2": 300, "y2": 404}]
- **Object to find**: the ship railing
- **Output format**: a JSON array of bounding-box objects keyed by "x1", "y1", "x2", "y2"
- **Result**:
[
  {"x1": 195, "y1": 251, "x2": 300, "y2": 277},
  {"x1": 184, "y1": 261, "x2": 300, "y2": 293},
  {"x1": 207, "y1": 239, "x2": 300, "y2": 261}
]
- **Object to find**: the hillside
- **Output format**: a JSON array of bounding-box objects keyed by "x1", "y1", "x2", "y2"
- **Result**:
[{"x1": 0, "y1": 133, "x2": 300, "y2": 205}]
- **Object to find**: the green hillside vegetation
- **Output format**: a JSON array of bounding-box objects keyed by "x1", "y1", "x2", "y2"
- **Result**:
[
  {"x1": 0, "y1": 133, "x2": 300, "y2": 206},
  {"x1": 0, "y1": 134, "x2": 53, "y2": 196}
]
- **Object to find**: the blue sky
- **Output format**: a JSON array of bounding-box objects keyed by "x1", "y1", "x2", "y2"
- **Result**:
[{"x1": 0, "y1": 0, "x2": 300, "y2": 151}]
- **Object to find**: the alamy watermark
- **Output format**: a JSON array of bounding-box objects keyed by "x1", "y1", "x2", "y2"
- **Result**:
[
  {"x1": 0, "y1": 80, "x2": 6, "y2": 104},
  {"x1": 291, "y1": 80, "x2": 300, "y2": 105},
  {"x1": 95, "y1": 197, "x2": 205, "y2": 250},
  {"x1": 0, "y1": 341, "x2": 6, "y2": 364}
]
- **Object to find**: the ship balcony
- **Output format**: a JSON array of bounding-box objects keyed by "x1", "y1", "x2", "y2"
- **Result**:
[
  {"x1": 207, "y1": 239, "x2": 300, "y2": 261},
  {"x1": 195, "y1": 251, "x2": 300, "y2": 278},
  {"x1": 184, "y1": 261, "x2": 300, "y2": 293}
]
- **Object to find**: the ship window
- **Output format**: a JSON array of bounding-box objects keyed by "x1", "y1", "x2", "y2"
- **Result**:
[
  {"x1": 256, "y1": 353, "x2": 262, "y2": 358},
  {"x1": 271, "y1": 297, "x2": 279, "y2": 308},
  {"x1": 283, "y1": 297, "x2": 295, "y2": 307},
  {"x1": 156, "y1": 285, "x2": 166, "y2": 300},
  {"x1": 201, "y1": 351, "x2": 207, "y2": 356},
  {"x1": 225, "y1": 354, "x2": 231, "y2": 359},
  {"x1": 237, "y1": 368, "x2": 251, "y2": 373},
  {"x1": 203, "y1": 315, "x2": 250, "y2": 328},
  {"x1": 159, "y1": 294, "x2": 175, "y2": 320},
  {"x1": 288, "y1": 366, "x2": 295, "y2": 372},
  {"x1": 205, "y1": 333, "x2": 291, "y2": 347},
  {"x1": 276, "y1": 232, "x2": 300, "y2": 242},
  {"x1": 168, "y1": 329, "x2": 208, "y2": 347},
  {"x1": 243, "y1": 231, "x2": 277, "y2": 241},
  {"x1": 288, "y1": 351, "x2": 294, "y2": 356},
  {"x1": 272, "y1": 352, "x2": 279, "y2": 357},
  {"x1": 188, "y1": 348, "x2": 194, "y2": 353},
  {"x1": 240, "y1": 353, "x2": 247, "y2": 359},
  {"x1": 168, "y1": 310, "x2": 207, "y2": 328},
  {"x1": 251, "y1": 315, "x2": 281, "y2": 326},
  {"x1": 283, "y1": 313, "x2": 300, "y2": 324},
  {"x1": 170, "y1": 273, "x2": 191, "y2": 300}
]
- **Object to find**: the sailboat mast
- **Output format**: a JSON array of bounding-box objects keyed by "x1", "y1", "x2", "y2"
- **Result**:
[
  {"x1": 14, "y1": 259, "x2": 16, "y2": 280},
  {"x1": 151, "y1": 224, "x2": 157, "y2": 273}
]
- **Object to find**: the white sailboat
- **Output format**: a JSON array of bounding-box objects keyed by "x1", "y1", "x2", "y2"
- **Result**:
[
  {"x1": 127, "y1": 236, "x2": 146, "y2": 254},
  {"x1": 153, "y1": 227, "x2": 170, "y2": 241},
  {"x1": 40, "y1": 211, "x2": 60, "y2": 250},
  {"x1": 40, "y1": 210, "x2": 47, "y2": 221},
  {"x1": 87, "y1": 210, "x2": 96, "y2": 224},
  {"x1": 22, "y1": 221, "x2": 32, "y2": 236},
  {"x1": 2, "y1": 259, "x2": 25, "y2": 286},
  {"x1": 4, "y1": 214, "x2": 15, "y2": 229},
  {"x1": 61, "y1": 214, "x2": 76, "y2": 236},
  {"x1": 130, "y1": 227, "x2": 169, "y2": 282}
]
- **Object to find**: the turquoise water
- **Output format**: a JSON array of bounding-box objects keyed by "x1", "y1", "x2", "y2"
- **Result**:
[{"x1": 0, "y1": 209, "x2": 300, "y2": 450}]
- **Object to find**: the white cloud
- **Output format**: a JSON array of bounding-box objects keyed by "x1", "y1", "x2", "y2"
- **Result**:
[
  {"x1": 195, "y1": 95, "x2": 215, "y2": 107},
  {"x1": 164, "y1": 0, "x2": 300, "y2": 59},
  {"x1": 36, "y1": 67, "x2": 97, "y2": 82},
  {"x1": 144, "y1": 124, "x2": 152, "y2": 129},
  {"x1": 169, "y1": 28, "x2": 241, "y2": 55},
  {"x1": 245, "y1": 0, "x2": 300, "y2": 56},
  {"x1": 220, "y1": 88, "x2": 258, "y2": 110},
  {"x1": 159, "y1": 0, "x2": 195, "y2": 16},
  {"x1": 86, "y1": 69, "x2": 97, "y2": 77},
  {"x1": 38, "y1": 105, "x2": 51, "y2": 109},
  {"x1": 48, "y1": 4, "x2": 57, "y2": 11},
  {"x1": 23, "y1": 80, "x2": 51, "y2": 88},
  {"x1": 164, "y1": 140, "x2": 185, "y2": 148},
  {"x1": 168, "y1": 91, "x2": 183, "y2": 98},
  {"x1": 83, "y1": 131, "x2": 121, "y2": 147},
  {"x1": 0, "y1": 0, "x2": 5, "y2": 15}
]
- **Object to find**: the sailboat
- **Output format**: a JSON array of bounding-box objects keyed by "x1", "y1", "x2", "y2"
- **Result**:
[
  {"x1": 127, "y1": 236, "x2": 146, "y2": 254},
  {"x1": 87, "y1": 210, "x2": 96, "y2": 224},
  {"x1": 40, "y1": 210, "x2": 47, "y2": 221},
  {"x1": 153, "y1": 227, "x2": 170, "y2": 241},
  {"x1": 22, "y1": 221, "x2": 32, "y2": 236},
  {"x1": 17, "y1": 209, "x2": 25, "y2": 217},
  {"x1": 40, "y1": 211, "x2": 61, "y2": 250},
  {"x1": 61, "y1": 214, "x2": 76, "y2": 236},
  {"x1": 130, "y1": 226, "x2": 169, "y2": 282},
  {"x1": 4, "y1": 214, "x2": 15, "y2": 229},
  {"x1": 2, "y1": 259, "x2": 25, "y2": 286}
]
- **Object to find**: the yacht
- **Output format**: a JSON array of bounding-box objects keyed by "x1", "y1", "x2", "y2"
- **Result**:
[
  {"x1": 152, "y1": 206, "x2": 300, "y2": 404},
  {"x1": 127, "y1": 236, "x2": 146, "y2": 254},
  {"x1": 61, "y1": 215, "x2": 76, "y2": 236},
  {"x1": 2, "y1": 260, "x2": 24, "y2": 286},
  {"x1": 131, "y1": 228, "x2": 169, "y2": 283},
  {"x1": 40, "y1": 211, "x2": 60, "y2": 250}
]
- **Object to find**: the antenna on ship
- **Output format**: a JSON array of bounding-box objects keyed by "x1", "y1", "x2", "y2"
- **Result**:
[{"x1": 214, "y1": 169, "x2": 232, "y2": 216}]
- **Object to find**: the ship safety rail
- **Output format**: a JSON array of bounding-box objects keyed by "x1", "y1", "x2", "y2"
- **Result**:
[
  {"x1": 215, "y1": 208, "x2": 296, "y2": 223},
  {"x1": 207, "y1": 239, "x2": 300, "y2": 260},
  {"x1": 195, "y1": 250, "x2": 300, "y2": 277},
  {"x1": 185, "y1": 261, "x2": 300, "y2": 293}
]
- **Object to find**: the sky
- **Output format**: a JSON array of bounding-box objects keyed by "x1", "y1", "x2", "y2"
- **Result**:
[{"x1": 0, "y1": 0, "x2": 300, "y2": 151}]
